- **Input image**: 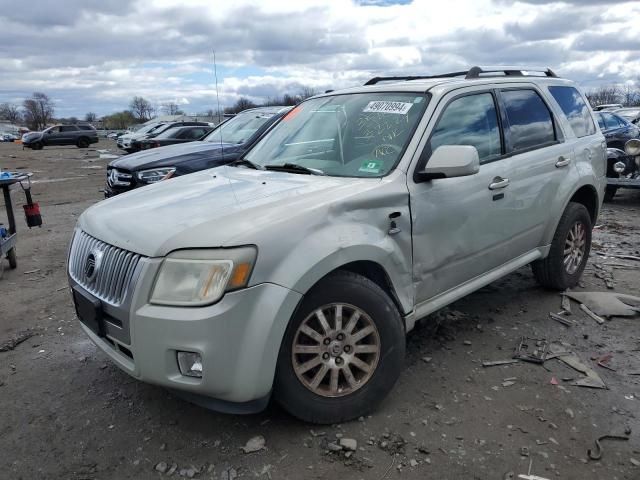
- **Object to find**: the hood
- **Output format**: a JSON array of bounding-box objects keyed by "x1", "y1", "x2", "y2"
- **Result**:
[
  {"x1": 109, "y1": 141, "x2": 237, "y2": 171},
  {"x1": 23, "y1": 131, "x2": 43, "y2": 141},
  {"x1": 79, "y1": 167, "x2": 376, "y2": 257}
]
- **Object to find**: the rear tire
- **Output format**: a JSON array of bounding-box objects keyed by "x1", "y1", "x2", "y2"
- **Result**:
[
  {"x1": 274, "y1": 270, "x2": 405, "y2": 424},
  {"x1": 532, "y1": 202, "x2": 591, "y2": 290},
  {"x1": 77, "y1": 137, "x2": 90, "y2": 148},
  {"x1": 604, "y1": 185, "x2": 617, "y2": 202}
]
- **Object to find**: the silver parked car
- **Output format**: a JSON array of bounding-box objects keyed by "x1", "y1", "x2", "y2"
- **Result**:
[{"x1": 68, "y1": 66, "x2": 606, "y2": 423}]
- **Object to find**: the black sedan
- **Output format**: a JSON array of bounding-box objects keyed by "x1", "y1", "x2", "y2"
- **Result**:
[
  {"x1": 105, "y1": 106, "x2": 291, "y2": 197},
  {"x1": 137, "y1": 125, "x2": 213, "y2": 150},
  {"x1": 598, "y1": 111, "x2": 640, "y2": 201},
  {"x1": 596, "y1": 111, "x2": 640, "y2": 150}
]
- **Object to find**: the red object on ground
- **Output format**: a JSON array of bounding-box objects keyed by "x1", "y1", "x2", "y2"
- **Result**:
[{"x1": 550, "y1": 377, "x2": 559, "y2": 385}]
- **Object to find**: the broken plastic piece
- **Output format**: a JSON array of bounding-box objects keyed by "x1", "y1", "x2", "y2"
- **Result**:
[
  {"x1": 564, "y1": 292, "x2": 640, "y2": 318},
  {"x1": 549, "y1": 344, "x2": 606, "y2": 389},
  {"x1": 549, "y1": 312, "x2": 575, "y2": 327}
]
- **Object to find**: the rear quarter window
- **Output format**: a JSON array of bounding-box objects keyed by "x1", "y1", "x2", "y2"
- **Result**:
[
  {"x1": 548, "y1": 86, "x2": 596, "y2": 138},
  {"x1": 501, "y1": 89, "x2": 556, "y2": 152}
]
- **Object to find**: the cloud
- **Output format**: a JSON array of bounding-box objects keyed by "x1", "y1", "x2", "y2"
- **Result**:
[{"x1": 0, "y1": 0, "x2": 638, "y2": 117}]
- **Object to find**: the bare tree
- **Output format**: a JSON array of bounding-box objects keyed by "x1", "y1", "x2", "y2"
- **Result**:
[
  {"x1": 0, "y1": 103, "x2": 22, "y2": 124},
  {"x1": 103, "y1": 110, "x2": 137, "y2": 129},
  {"x1": 585, "y1": 85, "x2": 621, "y2": 108},
  {"x1": 161, "y1": 102, "x2": 184, "y2": 116},
  {"x1": 224, "y1": 97, "x2": 257, "y2": 115},
  {"x1": 22, "y1": 92, "x2": 55, "y2": 130},
  {"x1": 129, "y1": 96, "x2": 154, "y2": 121},
  {"x1": 619, "y1": 83, "x2": 640, "y2": 107},
  {"x1": 85, "y1": 112, "x2": 97, "y2": 123},
  {"x1": 299, "y1": 86, "x2": 317, "y2": 100}
]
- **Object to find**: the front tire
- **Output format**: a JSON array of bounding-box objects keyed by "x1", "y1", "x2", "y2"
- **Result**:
[
  {"x1": 77, "y1": 137, "x2": 90, "y2": 148},
  {"x1": 274, "y1": 270, "x2": 405, "y2": 424},
  {"x1": 532, "y1": 202, "x2": 592, "y2": 290},
  {"x1": 7, "y1": 247, "x2": 17, "y2": 269}
]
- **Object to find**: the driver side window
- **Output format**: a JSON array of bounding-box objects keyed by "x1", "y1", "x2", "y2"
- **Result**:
[{"x1": 427, "y1": 93, "x2": 502, "y2": 164}]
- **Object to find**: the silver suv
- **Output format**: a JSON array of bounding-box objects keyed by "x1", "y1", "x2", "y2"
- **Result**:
[{"x1": 68, "y1": 66, "x2": 606, "y2": 423}]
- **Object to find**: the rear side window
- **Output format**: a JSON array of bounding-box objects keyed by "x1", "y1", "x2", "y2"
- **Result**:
[
  {"x1": 428, "y1": 93, "x2": 502, "y2": 163},
  {"x1": 60, "y1": 125, "x2": 78, "y2": 132},
  {"x1": 548, "y1": 86, "x2": 596, "y2": 138},
  {"x1": 501, "y1": 89, "x2": 556, "y2": 151},
  {"x1": 78, "y1": 125, "x2": 94, "y2": 131}
]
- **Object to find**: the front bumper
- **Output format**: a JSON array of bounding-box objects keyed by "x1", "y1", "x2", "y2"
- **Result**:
[
  {"x1": 73, "y1": 268, "x2": 302, "y2": 407},
  {"x1": 607, "y1": 176, "x2": 640, "y2": 189}
]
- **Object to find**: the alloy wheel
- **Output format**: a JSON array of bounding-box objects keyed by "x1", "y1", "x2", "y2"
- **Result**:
[
  {"x1": 564, "y1": 221, "x2": 586, "y2": 275},
  {"x1": 291, "y1": 303, "x2": 380, "y2": 397}
]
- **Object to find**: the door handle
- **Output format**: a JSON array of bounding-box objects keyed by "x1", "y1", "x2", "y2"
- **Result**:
[
  {"x1": 488, "y1": 177, "x2": 509, "y2": 190},
  {"x1": 555, "y1": 156, "x2": 571, "y2": 168}
]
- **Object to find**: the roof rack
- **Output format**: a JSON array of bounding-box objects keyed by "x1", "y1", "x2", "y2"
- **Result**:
[{"x1": 364, "y1": 66, "x2": 558, "y2": 85}]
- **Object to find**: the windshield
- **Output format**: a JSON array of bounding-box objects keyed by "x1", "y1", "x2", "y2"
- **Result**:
[
  {"x1": 204, "y1": 111, "x2": 276, "y2": 144},
  {"x1": 154, "y1": 127, "x2": 183, "y2": 139},
  {"x1": 244, "y1": 93, "x2": 428, "y2": 177}
]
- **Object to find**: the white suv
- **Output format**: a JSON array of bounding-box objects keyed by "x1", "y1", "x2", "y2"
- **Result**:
[{"x1": 68, "y1": 66, "x2": 606, "y2": 423}]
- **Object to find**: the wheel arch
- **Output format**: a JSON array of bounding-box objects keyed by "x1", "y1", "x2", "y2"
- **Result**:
[{"x1": 542, "y1": 182, "x2": 600, "y2": 248}]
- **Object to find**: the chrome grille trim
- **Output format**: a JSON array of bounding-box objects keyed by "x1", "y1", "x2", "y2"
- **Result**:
[{"x1": 69, "y1": 231, "x2": 143, "y2": 306}]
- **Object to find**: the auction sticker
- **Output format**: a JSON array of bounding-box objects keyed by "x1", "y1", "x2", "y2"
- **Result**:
[
  {"x1": 363, "y1": 101, "x2": 412, "y2": 115},
  {"x1": 359, "y1": 159, "x2": 384, "y2": 174}
]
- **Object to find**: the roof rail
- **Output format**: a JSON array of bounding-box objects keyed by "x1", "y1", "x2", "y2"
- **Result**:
[
  {"x1": 465, "y1": 65, "x2": 557, "y2": 79},
  {"x1": 363, "y1": 66, "x2": 558, "y2": 86},
  {"x1": 364, "y1": 72, "x2": 468, "y2": 85}
]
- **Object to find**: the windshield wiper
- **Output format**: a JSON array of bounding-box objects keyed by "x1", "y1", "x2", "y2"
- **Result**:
[
  {"x1": 227, "y1": 158, "x2": 265, "y2": 170},
  {"x1": 265, "y1": 163, "x2": 325, "y2": 175}
]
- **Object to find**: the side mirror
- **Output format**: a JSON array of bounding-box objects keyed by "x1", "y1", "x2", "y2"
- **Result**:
[{"x1": 417, "y1": 145, "x2": 480, "y2": 181}]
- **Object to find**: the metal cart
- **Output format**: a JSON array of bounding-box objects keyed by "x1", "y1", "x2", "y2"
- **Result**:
[{"x1": 0, "y1": 172, "x2": 33, "y2": 270}]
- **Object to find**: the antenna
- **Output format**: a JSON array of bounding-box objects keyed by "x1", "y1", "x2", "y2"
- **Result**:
[{"x1": 213, "y1": 50, "x2": 224, "y2": 157}]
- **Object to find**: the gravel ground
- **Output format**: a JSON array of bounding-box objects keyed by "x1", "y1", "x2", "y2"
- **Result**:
[{"x1": 1, "y1": 139, "x2": 639, "y2": 480}]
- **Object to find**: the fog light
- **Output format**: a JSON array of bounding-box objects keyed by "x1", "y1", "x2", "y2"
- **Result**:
[
  {"x1": 177, "y1": 351, "x2": 203, "y2": 378},
  {"x1": 613, "y1": 161, "x2": 626, "y2": 174}
]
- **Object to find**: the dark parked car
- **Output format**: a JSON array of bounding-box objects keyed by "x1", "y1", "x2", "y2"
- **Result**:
[
  {"x1": 596, "y1": 112, "x2": 640, "y2": 150},
  {"x1": 597, "y1": 112, "x2": 640, "y2": 200},
  {"x1": 613, "y1": 107, "x2": 640, "y2": 125},
  {"x1": 105, "y1": 106, "x2": 290, "y2": 197},
  {"x1": 137, "y1": 125, "x2": 213, "y2": 150},
  {"x1": 22, "y1": 124, "x2": 99, "y2": 149},
  {"x1": 127, "y1": 121, "x2": 211, "y2": 153}
]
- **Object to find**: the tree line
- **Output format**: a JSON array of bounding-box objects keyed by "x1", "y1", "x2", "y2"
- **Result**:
[
  {"x1": 585, "y1": 84, "x2": 640, "y2": 108},
  {"x1": 0, "y1": 87, "x2": 319, "y2": 131}
]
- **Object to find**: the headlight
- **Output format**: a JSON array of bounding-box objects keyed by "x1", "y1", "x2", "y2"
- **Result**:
[
  {"x1": 150, "y1": 247, "x2": 257, "y2": 306},
  {"x1": 137, "y1": 167, "x2": 176, "y2": 184}
]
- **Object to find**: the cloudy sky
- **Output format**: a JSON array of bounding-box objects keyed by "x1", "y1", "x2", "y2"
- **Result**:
[{"x1": 0, "y1": 0, "x2": 638, "y2": 118}]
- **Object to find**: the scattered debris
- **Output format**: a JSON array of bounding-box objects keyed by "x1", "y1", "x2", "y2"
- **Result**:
[
  {"x1": 580, "y1": 304, "x2": 605, "y2": 325},
  {"x1": 550, "y1": 377, "x2": 558, "y2": 385},
  {"x1": 154, "y1": 462, "x2": 168, "y2": 473},
  {"x1": 564, "y1": 292, "x2": 640, "y2": 318},
  {"x1": 631, "y1": 458, "x2": 640, "y2": 467},
  {"x1": 513, "y1": 337, "x2": 549, "y2": 364},
  {"x1": 548, "y1": 311, "x2": 576, "y2": 327},
  {"x1": 241, "y1": 435, "x2": 265, "y2": 454},
  {"x1": 339, "y1": 438, "x2": 357, "y2": 451},
  {"x1": 565, "y1": 408, "x2": 574, "y2": 419},
  {"x1": 23, "y1": 269, "x2": 40, "y2": 274},
  {"x1": 587, "y1": 432, "x2": 630, "y2": 460},
  {"x1": 595, "y1": 353, "x2": 616, "y2": 372},
  {"x1": 482, "y1": 359, "x2": 520, "y2": 367},
  {"x1": 561, "y1": 294, "x2": 571, "y2": 313},
  {"x1": 502, "y1": 381, "x2": 516, "y2": 387},
  {"x1": 0, "y1": 330, "x2": 37, "y2": 352},
  {"x1": 550, "y1": 344, "x2": 606, "y2": 389},
  {"x1": 421, "y1": 356, "x2": 432, "y2": 363}
]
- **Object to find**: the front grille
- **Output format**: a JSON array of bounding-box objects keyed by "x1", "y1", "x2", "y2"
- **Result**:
[{"x1": 69, "y1": 231, "x2": 143, "y2": 305}]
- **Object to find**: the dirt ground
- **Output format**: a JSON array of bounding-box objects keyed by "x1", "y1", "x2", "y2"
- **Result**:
[{"x1": 1, "y1": 139, "x2": 639, "y2": 480}]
